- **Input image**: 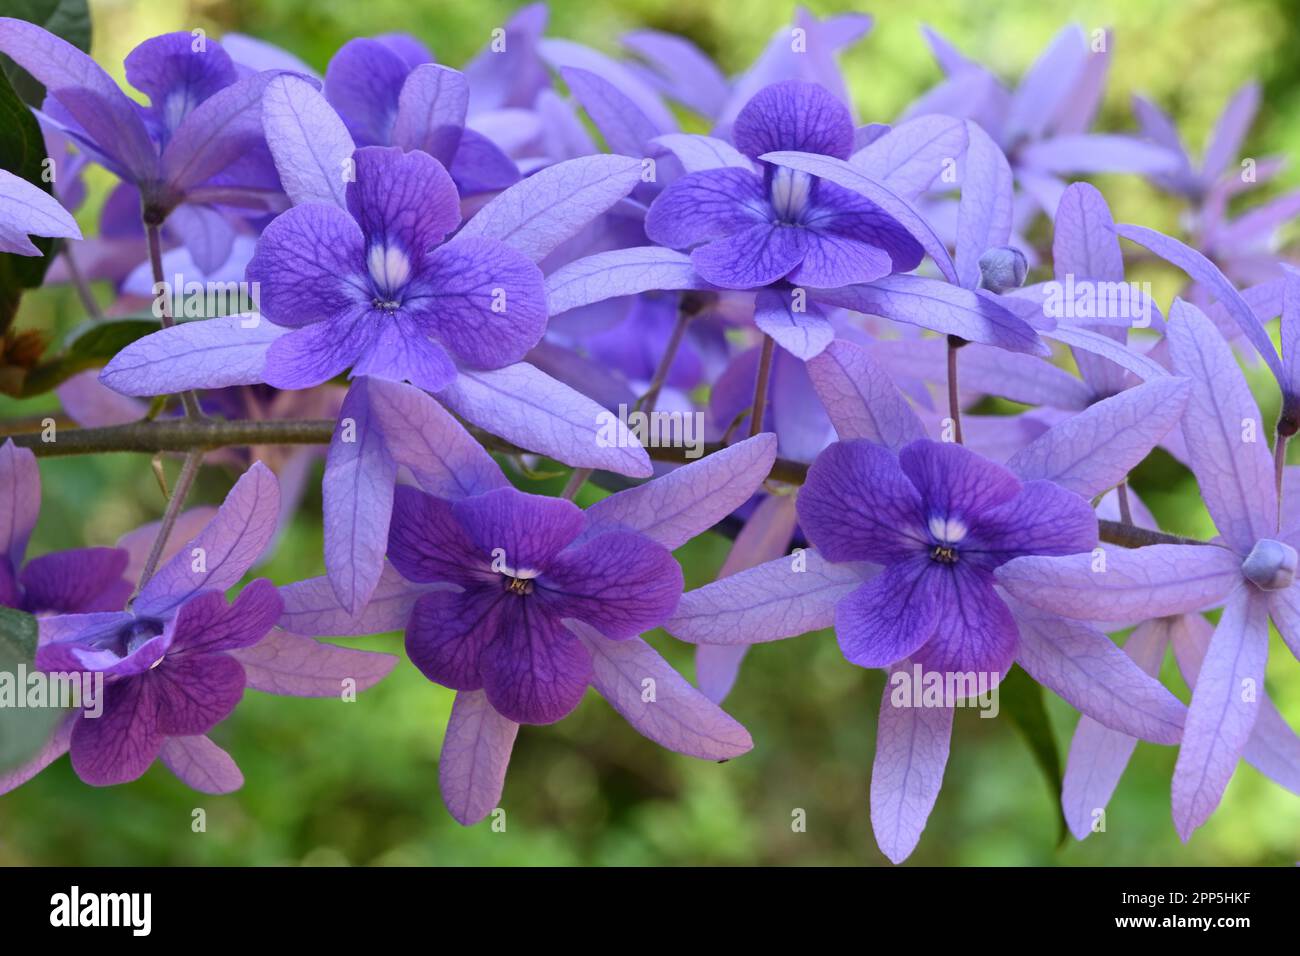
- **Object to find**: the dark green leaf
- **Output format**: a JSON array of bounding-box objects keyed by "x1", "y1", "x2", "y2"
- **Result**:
[
  {"x1": 998, "y1": 665, "x2": 1069, "y2": 846},
  {"x1": 19, "y1": 316, "x2": 161, "y2": 396},
  {"x1": 0, "y1": 605, "x2": 65, "y2": 771},
  {"x1": 0, "y1": 0, "x2": 92, "y2": 105}
]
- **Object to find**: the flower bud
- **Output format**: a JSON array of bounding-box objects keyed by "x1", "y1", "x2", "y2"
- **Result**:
[
  {"x1": 1241, "y1": 538, "x2": 1298, "y2": 590},
  {"x1": 977, "y1": 246, "x2": 1028, "y2": 294}
]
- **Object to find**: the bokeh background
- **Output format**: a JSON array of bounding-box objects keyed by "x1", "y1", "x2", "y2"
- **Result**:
[{"x1": 2, "y1": 0, "x2": 1299, "y2": 865}]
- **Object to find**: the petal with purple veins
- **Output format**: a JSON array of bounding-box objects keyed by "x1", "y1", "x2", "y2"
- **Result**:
[
  {"x1": 244, "y1": 201, "x2": 369, "y2": 328},
  {"x1": 346, "y1": 146, "x2": 461, "y2": 257},
  {"x1": 732, "y1": 80, "x2": 854, "y2": 161},
  {"x1": 539, "y1": 531, "x2": 682, "y2": 639},
  {"x1": 69, "y1": 676, "x2": 164, "y2": 786},
  {"x1": 158, "y1": 735, "x2": 244, "y2": 794},
  {"x1": 263, "y1": 307, "x2": 376, "y2": 390},
  {"x1": 324, "y1": 37, "x2": 412, "y2": 146},
  {"x1": 570, "y1": 620, "x2": 752, "y2": 760},
  {"x1": 1172, "y1": 586, "x2": 1269, "y2": 840},
  {"x1": 406, "y1": 587, "x2": 502, "y2": 690},
  {"x1": 439, "y1": 689, "x2": 519, "y2": 825},
  {"x1": 452, "y1": 487, "x2": 583, "y2": 572},
  {"x1": 135, "y1": 462, "x2": 280, "y2": 617},
  {"x1": 996, "y1": 543, "x2": 1242, "y2": 623},
  {"x1": 407, "y1": 236, "x2": 546, "y2": 371},
  {"x1": 643, "y1": 166, "x2": 769, "y2": 250},
  {"x1": 835, "y1": 558, "x2": 941, "y2": 668},
  {"x1": 911, "y1": 564, "x2": 1018, "y2": 678},
  {"x1": 799, "y1": 440, "x2": 928, "y2": 563},
  {"x1": 871, "y1": 665, "x2": 953, "y2": 864}
]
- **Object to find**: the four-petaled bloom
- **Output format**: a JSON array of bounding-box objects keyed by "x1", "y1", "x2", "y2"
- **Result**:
[
  {"x1": 645, "y1": 80, "x2": 923, "y2": 290},
  {"x1": 245, "y1": 146, "x2": 546, "y2": 392},
  {"x1": 388, "y1": 484, "x2": 683, "y2": 724},
  {"x1": 798, "y1": 438, "x2": 1098, "y2": 678}
]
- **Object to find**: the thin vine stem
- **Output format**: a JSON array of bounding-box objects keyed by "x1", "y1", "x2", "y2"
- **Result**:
[
  {"x1": 145, "y1": 220, "x2": 203, "y2": 420},
  {"x1": 129, "y1": 449, "x2": 203, "y2": 602},
  {"x1": 749, "y1": 334, "x2": 776, "y2": 439},
  {"x1": 946, "y1": 334, "x2": 965, "y2": 445},
  {"x1": 3, "y1": 416, "x2": 1207, "y2": 550}
]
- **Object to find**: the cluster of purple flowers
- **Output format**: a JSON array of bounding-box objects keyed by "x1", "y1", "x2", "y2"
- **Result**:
[{"x1": 2, "y1": 5, "x2": 1298, "y2": 863}]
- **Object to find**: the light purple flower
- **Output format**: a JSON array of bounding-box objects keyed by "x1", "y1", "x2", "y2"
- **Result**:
[
  {"x1": 998, "y1": 299, "x2": 1300, "y2": 840},
  {"x1": 0, "y1": 168, "x2": 82, "y2": 256}
]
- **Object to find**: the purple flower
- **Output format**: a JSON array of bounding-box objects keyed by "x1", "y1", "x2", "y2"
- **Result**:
[
  {"x1": 0, "y1": 23, "x2": 287, "y2": 255},
  {"x1": 0, "y1": 440, "x2": 130, "y2": 614},
  {"x1": 246, "y1": 146, "x2": 547, "y2": 392},
  {"x1": 387, "y1": 485, "x2": 683, "y2": 724},
  {"x1": 36, "y1": 577, "x2": 282, "y2": 787},
  {"x1": 906, "y1": 24, "x2": 1180, "y2": 218},
  {"x1": 322, "y1": 36, "x2": 519, "y2": 194},
  {"x1": 2, "y1": 462, "x2": 396, "y2": 795},
  {"x1": 280, "y1": 404, "x2": 774, "y2": 823},
  {"x1": 666, "y1": 342, "x2": 1189, "y2": 862},
  {"x1": 798, "y1": 438, "x2": 1096, "y2": 677},
  {"x1": 645, "y1": 80, "x2": 922, "y2": 291}
]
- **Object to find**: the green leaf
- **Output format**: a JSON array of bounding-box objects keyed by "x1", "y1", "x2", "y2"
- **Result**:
[
  {"x1": 998, "y1": 665, "x2": 1069, "y2": 846},
  {"x1": 0, "y1": 0, "x2": 92, "y2": 106},
  {"x1": 19, "y1": 316, "x2": 161, "y2": 396},
  {"x1": 0, "y1": 605, "x2": 65, "y2": 772},
  {"x1": 0, "y1": 605, "x2": 37, "y2": 663},
  {"x1": 0, "y1": 68, "x2": 58, "y2": 323}
]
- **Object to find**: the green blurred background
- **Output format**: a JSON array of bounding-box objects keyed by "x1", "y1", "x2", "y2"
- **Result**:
[{"x1": 2, "y1": 0, "x2": 1299, "y2": 865}]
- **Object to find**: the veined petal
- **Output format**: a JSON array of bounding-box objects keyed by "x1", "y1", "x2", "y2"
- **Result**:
[
  {"x1": 1171, "y1": 586, "x2": 1269, "y2": 840},
  {"x1": 439, "y1": 689, "x2": 519, "y2": 825},
  {"x1": 871, "y1": 666, "x2": 953, "y2": 864},
  {"x1": 996, "y1": 544, "x2": 1242, "y2": 623},
  {"x1": 666, "y1": 549, "x2": 867, "y2": 645},
  {"x1": 571, "y1": 620, "x2": 752, "y2": 760},
  {"x1": 798, "y1": 440, "x2": 928, "y2": 563}
]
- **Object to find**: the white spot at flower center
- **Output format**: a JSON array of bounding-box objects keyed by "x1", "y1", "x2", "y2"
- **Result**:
[
  {"x1": 770, "y1": 166, "x2": 812, "y2": 222},
  {"x1": 367, "y1": 244, "x2": 412, "y2": 297},
  {"x1": 928, "y1": 516, "x2": 967, "y2": 544}
]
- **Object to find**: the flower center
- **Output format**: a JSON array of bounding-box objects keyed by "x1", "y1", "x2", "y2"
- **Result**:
[
  {"x1": 931, "y1": 545, "x2": 958, "y2": 564},
  {"x1": 769, "y1": 166, "x2": 812, "y2": 223},
  {"x1": 89, "y1": 618, "x2": 165, "y2": 659},
  {"x1": 505, "y1": 576, "x2": 534, "y2": 596},
  {"x1": 367, "y1": 244, "x2": 412, "y2": 305},
  {"x1": 927, "y1": 516, "x2": 966, "y2": 564}
]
